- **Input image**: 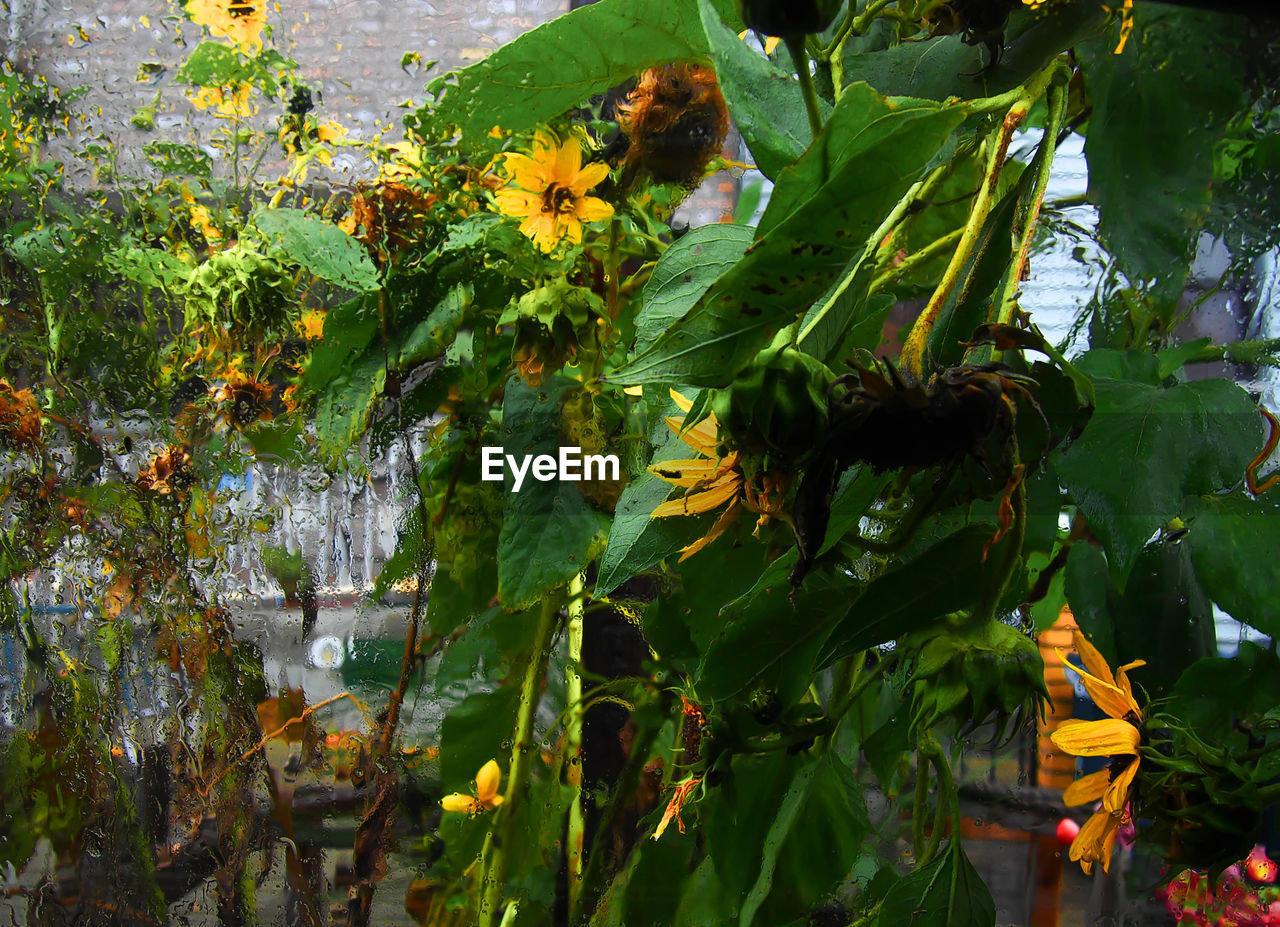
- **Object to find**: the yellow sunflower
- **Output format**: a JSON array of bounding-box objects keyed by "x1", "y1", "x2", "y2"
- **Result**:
[
  {"x1": 493, "y1": 133, "x2": 613, "y2": 253},
  {"x1": 440, "y1": 759, "x2": 504, "y2": 815},
  {"x1": 184, "y1": 0, "x2": 266, "y2": 54},
  {"x1": 1051, "y1": 630, "x2": 1146, "y2": 874}
]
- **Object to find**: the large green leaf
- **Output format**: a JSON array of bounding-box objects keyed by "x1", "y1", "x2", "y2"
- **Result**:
[
  {"x1": 1053, "y1": 376, "x2": 1262, "y2": 582},
  {"x1": 1064, "y1": 541, "x2": 1215, "y2": 699},
  {"x1": 1185, "y1": 493, "x2": 1280, "y2": 639},
  {"x1": 817, "y1": 524, "x2": 995, "y2": 669},
  {"x1": 610, "y1": 101, "x2": 965, "y2": 386},
  {"x1": 496, "y1": 376, "x2": 609, "y2": 609},
  {"x1": 635, "y1": 224, "x2": 754, "y2": 357},
  {"x1": 425, "y1": 0, "x2": 709, "y2": 144},
  {"x1": 252, "y1": 207, "x2": 380, "y2": 293},
  {"x1": 696, "y1": 551, "x2": 858, "y2": 702},
  {"x1": 873, "y1": 839, "x2": 995, "y2": 927},
  {"x1": 705, "y1": 753, "x2": 864, "y2": 925},
  {"x1": 439, "y1": 687, "x2": 520, "y2": 791},
  {"x1": 314, "y1": 351, "x2": 386, "y2": 458},
  {"x1": 698, "y1": 0, "x2": 813, "y2": 179},
  {"x1": 595, "y1": 471, "x2": 709, "y2": 596},
  {"x1": 1080, "y1": 8, "x2": 1244, "y2": 297}
]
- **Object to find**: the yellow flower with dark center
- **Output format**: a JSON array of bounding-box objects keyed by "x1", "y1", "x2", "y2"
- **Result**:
[
  {"x1": 440, "y1": 759, "x2": 504, "y2": 815},
  {"x1": 493, "y1": 133, "x2": 613, "y2": 253},
  {"x1": 184, "y1": 0, "x2": 266, "y2": 53},
  {"x1": 1051, "y1": 630, "x2": 1146, "y2": 874}
]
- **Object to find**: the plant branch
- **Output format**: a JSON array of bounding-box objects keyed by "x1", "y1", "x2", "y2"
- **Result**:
[
  {"x1": 900, "y1": 66, "x2": 1056, "y2": 381},
  {"x1": 787, "y1": 37, "x2": 824, "y2": 139},
  {"x1": 565, "y1": 572, "x2": 587, "y2": 916},
  {"x1": 479, "y1": 592, "x2": 561, "y2": 927}
]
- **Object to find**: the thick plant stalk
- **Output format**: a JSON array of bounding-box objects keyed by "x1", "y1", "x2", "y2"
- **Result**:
[
  {"x1": 900, "y1": 68, "x2": 1055, "y2": 381},
  {"x1": 565, "y1": 572, "x2": 587, "y2": 915},
  {"x1": 786, "y1": 37, "x2": 824, "y2": 139},
  {"x1": 993, "y1": 79, "x2": 1069, "y2": 336},
  {"x1": 479, "y1": 593, "x2": 561, "y2": 927}
]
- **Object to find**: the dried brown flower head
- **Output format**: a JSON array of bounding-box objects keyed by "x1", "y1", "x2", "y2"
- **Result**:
[
  {"x1": 616, "y1": 64, "x2": 729, "y2": 190},
  {"x1": 137, "y1": 446, "x2": 195, "y2": 497},
  {"x1": 0, "y1": 380, "x2": 42, "y2": 450}
]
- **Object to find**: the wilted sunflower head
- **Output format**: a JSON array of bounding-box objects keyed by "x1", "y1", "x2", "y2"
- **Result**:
[
  {"x1": 0, "y1": 380, "x2": 42, "y2": 450},
  {"x1": 342, "y1": 181, "x2": 438, "y2": 259},
  {"x1": 216, "y1": 375, "x2": 273, "y2": 428},
  {"x1": 137, "y1": 446, "x2": 195, "y2": 498},
  {"x1": 616, "y1": 64, "x2": 729, "y2": 190}
]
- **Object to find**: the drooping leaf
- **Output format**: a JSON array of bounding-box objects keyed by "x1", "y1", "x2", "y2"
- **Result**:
[
  {"x1": 439, "y1": 687, "x2": 520, "y2": 795},
  {"x1": 425, "y1": 0, "x2": 710, "y2": 145},
  {"x1": 1080, "y1": 8, "x2": 1244, "y2": 298},
  {"x1": 635, "y1": 223, "x2": 754, "y2": 356},
  {"x1": 873, "y1": 839, "x2": 995, "y2": 927},
  {"x1": 610, "y1": 100, "x2": 965, "y2": 386},
  {"x1": 1053, "y1": 376, "x2": 1262, "y2": 581},
  {"x1": 696, "y1": 550, "x2": 858, "y2": 703},
  {"x1": 1185, "y1": 492, "x2": 1280, "y2": 639},
  {"x1": 314, "y1": 351, "x2": 386, "y2": 458},
  {"x1": 252, "y1": 207, "x2": 380, "y2": 293},
  {"x1": 497, "y1": 376, "x2": 609, "y2": 609},
  {"x1": 699, "y1": 0, "x2": 813, "y2": 179},
  {"x1": 595, "y1": 470, "x2": 711, "y2": 596}
]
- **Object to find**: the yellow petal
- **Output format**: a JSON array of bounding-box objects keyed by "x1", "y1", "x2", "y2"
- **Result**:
[
  {"x1": 1070, "y1": 810, "x2": 1120, "y2": 874},
  {"x1": 475, "y1": 760, "x2": 502, "y2": 803},
  {"x1": 650, "y1": 457, "x2": 736, "y2": 487},
  {"x1": 569, "y1": 161, "x2": 610, "y2": 197},
  {"x1": 1051, "y1": 718, "x2": 1140, "y2": 757},
  {"x1": 668, "y1": 389, "x2": 694, "y2": 413},
  {"x1": 573, "y1": 195, "x2": 614, "y2": 224},
  {"x1": 1103, "y1": 757, "x2": 1139, "y2": 816},
  {"x1": 1062, "y1": 768, "x2": 1110, "y2": 807},
  {"x1": 677, "y1": 501, "x2": 741, "y2": 561},
  {"x1": 495, "y1": 188, "x2": 539, "y2": 219},
  {"x1": 554, "y1": 137, "x2": 583, "y2": 181},
  {"x1": 441, "y1": 794, "x2": 480, "y2": 814},
  {"x1": 1078, "y1": 673, "x2": 1141, "y2": 723},
  {"x1": 652, "y1": 475, "x2": 740, "y2": 517},
  {"x1": 1071, "y1": 630, "x2": 1117, "y2": 688}
]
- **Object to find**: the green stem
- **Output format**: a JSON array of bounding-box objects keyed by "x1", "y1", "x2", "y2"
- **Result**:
[
  {"x1": 899, "y1": 68, "x2": 1052, "y2": 381},
  {"x1": 565, "y1": 573, "x2": 587, "y2": 916},
  {"x1": 827, "y1": 654, "x2": 889, "y2": 725},
  {"x1": 787, "y1": 37, "x2": 824, "y2": 139},
  {"x1": 921, "y1": 730, "x2": 961, "y2": 839},
  {"x1": 992, "y1": 78, "x2": 1068, "y2": 339},
  {"x1": 794, "y1": 160, "x2": 950, "y2": 350},
  {"x1": 912, "y1": 747, "x2": 929, "y2": 861},
  {"x1": 478, "y1": 593, "x2": 561, "y2": 927},
  {"x1": 825, "y1": 0, "x2": 898, "y2": 61},
  {"x1": 870, "y1": 227, "x2": 964, "y2": 295}
]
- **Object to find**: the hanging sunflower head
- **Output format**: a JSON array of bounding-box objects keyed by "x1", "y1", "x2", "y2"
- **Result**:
[
  {"x1": 500, "y1": 279, "x2": 607, "y2": 386},
  {"x1": 342, "y1": 181, "x2": 438, "y2": 260},
  {"x1": 615, "y1": 64, "x2": 729, "y2": 191},
  {"x1": 137, "y1": 445, "x2": 196, "y2": 499},
  {"x1": 215, "y1": 374, "x2": 273, "y2": 428}
]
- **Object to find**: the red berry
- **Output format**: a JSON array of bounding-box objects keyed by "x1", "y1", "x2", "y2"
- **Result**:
[{"x1": 1057, "y1": 818, "x2": 1081, "y2": 847}]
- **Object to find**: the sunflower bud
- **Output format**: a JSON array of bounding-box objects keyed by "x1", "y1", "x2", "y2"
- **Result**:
[
  {"x1": 711, "y1": 342, "x2": 833, "y2": 465},
  {"x1": 907, "y1": 619, "x2": 1047, "y2": 736},
  {"x1": 736, "y1": 0, "x2": 841, "y2": 38},
  {"x1": 501, "y1": 279, "x2": 606, "y2": 386}
]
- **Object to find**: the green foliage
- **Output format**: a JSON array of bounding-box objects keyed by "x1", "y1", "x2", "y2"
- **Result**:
[
  {"x1": 2, "y1": 0, "x2": 1277, "y2": 921},
  {"x1": 252, "y1": 207, "x2": 380, "y2": 292}
]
